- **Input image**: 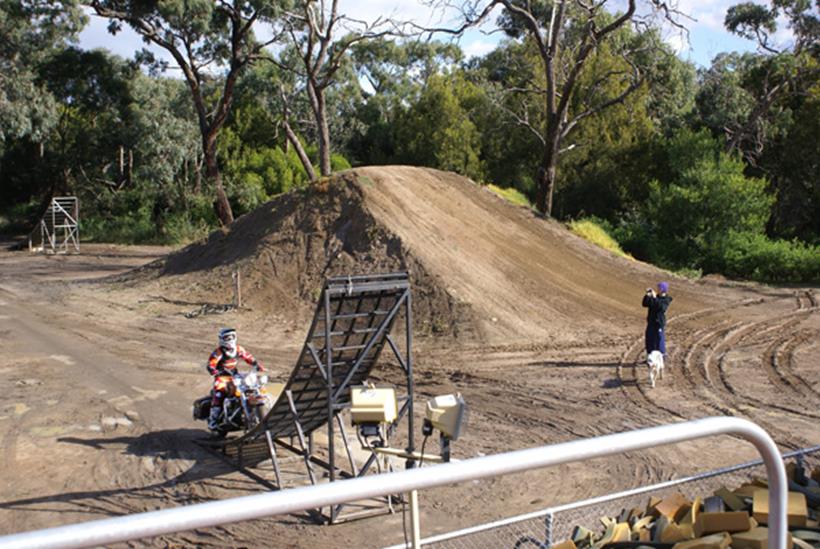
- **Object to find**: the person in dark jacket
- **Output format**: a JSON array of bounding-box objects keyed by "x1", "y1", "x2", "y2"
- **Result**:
[{"x1": 643, "y1": 281, "x2": 672, "y2": 356}]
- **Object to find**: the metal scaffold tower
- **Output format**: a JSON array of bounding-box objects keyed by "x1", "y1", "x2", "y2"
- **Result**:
[{"x1": 29, "y1": 197, "x2": 80, "y2": 254}]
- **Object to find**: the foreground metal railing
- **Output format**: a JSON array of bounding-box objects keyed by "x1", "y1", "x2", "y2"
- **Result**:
[{"x1": 0, "y1": 417, "x2": 789, "y2": 549}]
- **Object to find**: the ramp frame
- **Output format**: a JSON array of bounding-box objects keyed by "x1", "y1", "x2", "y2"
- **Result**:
[{"x1": 216, "y1": 273, "x2": 415, "y2": 523}]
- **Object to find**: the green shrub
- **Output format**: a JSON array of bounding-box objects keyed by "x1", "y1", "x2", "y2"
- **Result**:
[
  {"x1": 82, "y1": 206, "x2": 156, "y2": 244},
  {"x1": 0, "y1": 200, "x2": 41, "y2": 234},
  {"x1": 331, "y1": 153, "x2": 351, "y2": 172},
  {"x1": 709, "y1": 231, "x2": 820, "y2": 283}
]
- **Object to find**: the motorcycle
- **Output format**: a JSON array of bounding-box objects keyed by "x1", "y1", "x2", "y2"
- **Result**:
[{"x1": 193, "y1": 370, "x2": 272, "y2": 438}]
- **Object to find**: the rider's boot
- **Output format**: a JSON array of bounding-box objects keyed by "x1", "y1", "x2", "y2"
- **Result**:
[{"x1": 208, "y1": 406, "x2": 221, "y2": 430}]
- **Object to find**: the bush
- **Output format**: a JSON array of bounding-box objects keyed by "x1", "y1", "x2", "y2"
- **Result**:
[
  {"x1": 709, "y1": 231, "x2": 820, "y2": 283},
  {"x1": 568, "y1": 217, "x2": 633, "y2": 259},
  {"x1": 82, "y1": 206, "x2": 156, "y2": 244},
  {"x1": 81, "y1": 188, "x2": 218, "y2": 245},
  {"x1": 0, "y1": 200, "x2": 41, "y2": 235}
]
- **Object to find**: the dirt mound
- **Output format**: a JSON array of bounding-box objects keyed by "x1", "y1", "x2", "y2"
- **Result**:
[
  {"x1": 134, "y1": 166, "x2": 724, "y2": 345},
  {"x1": 131, "y1": 172, "x2": 474, "y2": 339}
]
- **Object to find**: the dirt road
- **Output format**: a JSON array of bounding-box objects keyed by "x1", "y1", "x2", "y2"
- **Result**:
[{"x1": 0, "y1": 238, "x2": 817, "y2": 547}]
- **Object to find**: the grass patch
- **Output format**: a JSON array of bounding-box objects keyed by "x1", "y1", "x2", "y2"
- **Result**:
[
  {"x1": 487, "y1": 184, "x2": 532, "y2": 208},
  {"x1": 568, "y1": 218, "x2": 634, "y2": 260},
  {"x1": 673, "y1": 267, "x2": 703, "y2": 279}
]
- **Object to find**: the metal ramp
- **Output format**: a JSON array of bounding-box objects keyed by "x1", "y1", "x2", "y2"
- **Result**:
[
  {"x1": 28, "y1": 197, "x2": 80, "y2": 254},
  {"x1": 212, "y1": 273, "x2": 416, "y2": 523}
]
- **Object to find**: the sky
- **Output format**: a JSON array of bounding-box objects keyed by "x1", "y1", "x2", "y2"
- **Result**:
[{"x1": 78, "y1": 1, "x2": 771, "y2": 71}]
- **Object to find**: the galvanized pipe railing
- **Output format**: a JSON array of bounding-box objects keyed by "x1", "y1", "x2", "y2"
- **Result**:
[{"x1": 0, "y1": 417, "x2": 788, "y2": 549}]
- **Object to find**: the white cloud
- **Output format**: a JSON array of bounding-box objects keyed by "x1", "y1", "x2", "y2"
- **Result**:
[
  {"x1": 665, "y1": 31, "x2": 690, "y2": 54},
  {"x1": 79, "y1": 7, "x2": 171, "y2": 65},
  {"x1": 462, "y1": 38, "x2": 496, "y2": 59},
  {"x1": 673, "y1": 0, "x2": 732, "y2": 30}
]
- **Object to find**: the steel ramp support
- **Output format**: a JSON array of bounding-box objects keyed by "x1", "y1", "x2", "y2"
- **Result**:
[
  {"x1": 264, "y1": 429, "x2": 283, "y2": 488},
  {"x1": 336, "y1": 413, "x2": 358, "y2": 477},
  {"x1": 324, "y1": 287, "x2": 337, "y2": 522},
  {"x1": 285, "y1": 390, "x2": 318, "y2": 487}
]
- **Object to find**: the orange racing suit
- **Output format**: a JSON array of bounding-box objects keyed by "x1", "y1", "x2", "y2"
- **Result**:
[{"x1": 207, "y1": 346, "x2": 264, "y2": 407}]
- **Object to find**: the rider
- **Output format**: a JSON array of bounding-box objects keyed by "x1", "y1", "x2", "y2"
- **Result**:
[{"x1": 206, "y1": 327, "x2": 265, "y2": 430}]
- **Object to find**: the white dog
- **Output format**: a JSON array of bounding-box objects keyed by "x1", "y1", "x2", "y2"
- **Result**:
[{"x1": 647, "y1": 350, "x2": 665, "y2": 388}]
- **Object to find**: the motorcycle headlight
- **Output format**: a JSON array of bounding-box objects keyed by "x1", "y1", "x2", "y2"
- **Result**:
[{"x1": 245, "y1": 373, "x2": 257, "y2": 385}]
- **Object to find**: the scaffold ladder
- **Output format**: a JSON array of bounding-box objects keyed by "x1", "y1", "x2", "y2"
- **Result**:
[{"x1": 28, "y1": 197, "x2": 80, "y2": 254}]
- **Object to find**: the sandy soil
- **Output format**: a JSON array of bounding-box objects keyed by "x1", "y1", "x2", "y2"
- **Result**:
[{"x1": 0, "y1": 167, "x2": 817, "y2": 548}]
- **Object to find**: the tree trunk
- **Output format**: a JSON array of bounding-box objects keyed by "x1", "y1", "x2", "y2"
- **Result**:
[
  {"x1": 535, "y1": 136, "x2": 559, "y2": 217},
  {"x1": 127, "y1": 149, "x2": 133, "y2": 188},
  {"x1": 204, "y1": 136, "x2": 234, "y2": 226},
  {"x1": 313, "y1": 87, "x2": 332, "y2": 177},
  {"x1": 194, "y1": 156, "x2": 202, "y2": 194},
  {"x1": 283, "y1": 120, "x2": 317, "y2": 181}
]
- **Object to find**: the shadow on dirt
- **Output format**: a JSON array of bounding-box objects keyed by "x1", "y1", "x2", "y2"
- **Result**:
[
  {"x1": 0, "y1": 429, "x2": 310, "y2": 524},
  {"x1": 602, "y1": 378, "x2": 637, "y2": 388},
  {"x1": 526, "y1": 360, "x2": 622, "y2": 369}
]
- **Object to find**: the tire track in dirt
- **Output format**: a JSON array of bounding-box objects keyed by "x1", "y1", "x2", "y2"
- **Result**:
[
  {"x1": 614, "y1": 293, "x2": 819, "y2": 448},
  {"x1": 430, "y1": 351, "x2": 675, "y2": 492},
  {"x1": 684, "y1": 296, "x2": 819, "y2": 449},
  {"x1": 757, "y1": 329, "x2": 820, "y2": 402},
  {"x1": 676, "y1": 321, "x2": 744, "y2": 417},
  {"x1": 708, "y1": 325, "x2": 820, "y2": 421},
  {"x1": 706, "y1": 300, "x2": 820, "y2": 418},
  {"x1": 613, "y1": 298, "x2": 766, "y2": 420},
  {"x1": 616, "y1": 337, "x2": 687, "y2": 421},
  {"x1": 772, "y1": 330, "x2": 820, "y2": 400},
  {"x1": 443, "y1": 369, "x2": 599, "y2": 441}
]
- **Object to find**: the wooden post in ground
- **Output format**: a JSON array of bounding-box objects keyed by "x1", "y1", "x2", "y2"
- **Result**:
[{"x1": 233, "y1": 270, "x2": 242, "y2": 308}]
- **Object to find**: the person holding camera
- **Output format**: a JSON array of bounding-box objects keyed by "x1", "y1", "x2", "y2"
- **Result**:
[{"x1": 642, "y1": 282, "x2": 672, "y2": 356}]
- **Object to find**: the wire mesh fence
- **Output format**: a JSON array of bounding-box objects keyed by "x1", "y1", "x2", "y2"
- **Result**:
[{"x1": 405, "y1": 446, "x2": 819, "y2": 549}]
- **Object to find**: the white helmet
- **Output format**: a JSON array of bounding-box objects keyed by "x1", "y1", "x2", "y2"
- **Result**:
[{"x1": 219, "y1": 328, "x2": 237, "y2": 358}]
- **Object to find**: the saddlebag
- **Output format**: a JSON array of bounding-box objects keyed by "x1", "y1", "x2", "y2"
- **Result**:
[{"x1": 192, "y1": 396, "x2": 211, "y2": 420}]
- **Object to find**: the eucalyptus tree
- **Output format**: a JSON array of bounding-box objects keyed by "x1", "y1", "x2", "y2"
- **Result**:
[
  {"x1": 1, "y1": 47, "x2": 134, "y2": 213},
  {"x1": 269, "y1": 0, "x2": 398, "y2": 177},
  {"x1": 351, "y1": 38, "x2": 462, "y2": 98},
  {"x1": 0, "y1": 0, "x2": 86, "y2": 144},
  {"x1": 716, "y1": 0, "x2": 819, "y2": 162},
  {"x1": 347, "y1": 38, "x2": 462, "y2": 164},
  {"x1": 88, "y1": 0, "x2": 289, "y2": 225},
  {"x1": 425, "y1": 0, "x2": 685, "y2": 216},
  {"x1": 40, "y1": 48, "x2": 135, "y2": 194}
]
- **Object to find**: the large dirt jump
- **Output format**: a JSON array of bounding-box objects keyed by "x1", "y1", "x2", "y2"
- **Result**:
[
  {"x1": 0, "y1": 166, "x2": 817, "y2": 548},
  {"x1": 141, "y1": 166, "x2": 729, "y2": 344}
]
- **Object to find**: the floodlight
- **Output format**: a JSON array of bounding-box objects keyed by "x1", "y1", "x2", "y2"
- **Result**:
[
  {"x1": 423, "y1": 393, "x2": 466, "y2": 441},
  {"x1": 351, "y1": 385, "x2": 398, "y2": 447},
  {"x1": 350, "y1": 385, "x2": 398, "y2": 425}
]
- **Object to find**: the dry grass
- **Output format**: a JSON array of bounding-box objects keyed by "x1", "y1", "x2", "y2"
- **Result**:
[
  {"x1": 568, "y1": 219, "x2": 634, "y2": 260},
  {"x1": 487, "y1": 184, "x2": 532, "y2": 208}
]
